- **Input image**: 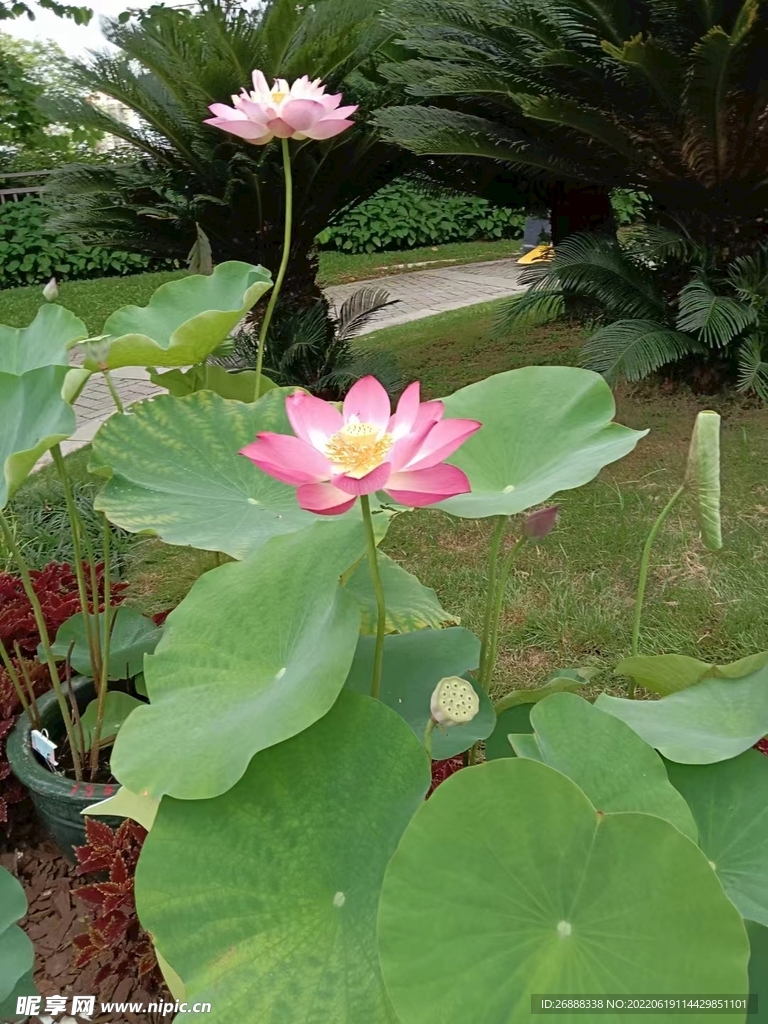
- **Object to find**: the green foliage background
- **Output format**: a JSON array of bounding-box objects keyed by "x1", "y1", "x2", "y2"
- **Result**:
[{"x1": 0, "y1": 197, "x2": 177, "y2": 288}]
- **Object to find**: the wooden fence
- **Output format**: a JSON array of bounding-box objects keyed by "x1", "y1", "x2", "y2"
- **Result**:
[{"x1": 0, "y1": 171, "x2": 50, "y2": 205}]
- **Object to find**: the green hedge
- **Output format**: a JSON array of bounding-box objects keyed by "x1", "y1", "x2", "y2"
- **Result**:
[
  {"x1": 318, "y1": 181, "x2": 526, "y2": 254},
  {"x1": 0, "y1": 196, "x2": 176, "y2": 289}
]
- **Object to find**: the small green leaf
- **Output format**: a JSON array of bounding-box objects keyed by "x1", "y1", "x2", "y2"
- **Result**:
[
  {"x1": 666, "y1": 751, "x2": 768, "y2": 925},
  {"x1": 344, "y1": 628, "x2": 491, "y2": 759},
  {"x1": 344, "y1": 552, "x2": 457, "y2": 634},
  {"x1": 685, "y1": 410, "x2": 722, "y2": 550},
  {"x1": 494, "y1": 669, "x2": 591, "y2": 713},
  {"x1": 49, "y1": 606, "x2": 161, "y2": 680},
  {"x1": 596, "y1": 664, "x2": 768, "y2": 763},
  {"x1": 80, "y1": 692, "x2": 144, "y2": 750},
  {"x1": 86, "y1": 262, "x2": 272, "y2": 370},
  {"x1": 616, "y1": 652, "x2": 768, "y2": 695},
  {"x1": 83, "y1": 785, "x2": 158, "y2": 831},
  {"x1": 112, "y1": 520, "x2": 365, "y2": 800},
  {"x1": 378, "y1": 759, "x2": 750, "y2": 1023},
  {"x1": 135, "y1": 692, "x2": 429, "y2": 1023},
  {"x1": 436, "y1": 367, "x2": 647, "y2": 518}
]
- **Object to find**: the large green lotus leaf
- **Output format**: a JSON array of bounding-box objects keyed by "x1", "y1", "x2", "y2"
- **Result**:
[
  {"x1": 435, "y1": 367, "x2": 647, "y2": 518},
  {"x1": 596, "y1": 665, "x2": 768, "y2": 763},
  {"x1": 747, "y1": 921, "x2": 767, "y2": 1023},
  {"x1": 344, "y1": 627, "x2": 491, "y2": 758},
  {"x1": 616, "y1": 652, "x2": 768, "y2": 696},
  {"x1": 0, "y1": 970, "x2": 37, "y2": 1022},
  {"x1": 0, "y1": 866, "x2": 34, "y2": 1004},
  {"x1": 0, "y1": 367, "x2": 76, "y2": 508},
  {"x1": 85, "y1": 262, "x2": 272, "y2": 370},
  {"x1": 666, "y1": 751, "x2": 768, "y2": 925},
  {"x1": 378, "y1": 759, "x2": 750, "y2": 1024},
  {"x1": 91, "y1": 389, "x2": 318, "y2": 559},
  {"x1": 484, "y1": 704, "x2": 533, "y2": 760},
  {"x1": 0, "y1": 303, "x2": 87, "y2": 373},
  {"x1": 49, "y1": 605, "x2": 162, "y2": 679},
  {"x1": 149, "y1": 364, "x2": 277, "y2": 403},
  {"x1": 344, "y1": 551, "x2": 457, "y2": 634},
  {"x1": 112, "y1": 519, "x2": 365, "y2": 800},
  {"x1": 135, "y1": 691, "x2": 430, "y2": 1024},
  {"x1": 525, "y1": 692, "x2": 697, "y2": 840}
]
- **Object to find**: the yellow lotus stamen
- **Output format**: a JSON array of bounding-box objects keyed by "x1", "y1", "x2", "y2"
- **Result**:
[
  {"x1": 271, "y1": 90, "x2": 287, "y2": 103},
  {"x1": 325, "y1": 422, "x2": 393, "y2": 479}
]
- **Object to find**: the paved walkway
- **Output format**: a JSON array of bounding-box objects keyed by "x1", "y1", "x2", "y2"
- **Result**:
[{"x1": 57, "y1": 257, "x2": 525, "y2": 459}]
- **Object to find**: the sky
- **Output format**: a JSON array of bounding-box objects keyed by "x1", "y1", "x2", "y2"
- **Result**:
[{"x1": 4, "y1": 0, "x2": 158, "y2": 56}]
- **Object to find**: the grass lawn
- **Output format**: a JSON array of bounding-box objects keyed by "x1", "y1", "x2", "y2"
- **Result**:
[
  {"x1": 0, "y1": 240, "x2": 520, "y2": 332},
  {"x1": 8, "y1": 292, "x2": 767, "y2": 703}
]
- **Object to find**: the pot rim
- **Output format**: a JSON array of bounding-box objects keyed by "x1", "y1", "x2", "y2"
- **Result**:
[{"x1": 6, "y1": 676, "x2": 119, "y2": 802}]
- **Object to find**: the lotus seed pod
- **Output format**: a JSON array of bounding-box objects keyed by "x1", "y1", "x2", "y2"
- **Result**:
[
  {"x1": 430, "y1": 676, "x2": 479, "y2": 727},
  {"x1": 42, "y1": 277, "x2": 58, "y2": 302},
  {"x1": 685, "y1": 410, "x2": 722, "y2": 551}
]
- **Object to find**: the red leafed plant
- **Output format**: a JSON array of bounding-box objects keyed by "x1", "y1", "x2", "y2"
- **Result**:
[
  {"x1": 73, "y1": 816, "x2": 162, "y2": 988},
  {"x1": 0, "y1": 562, "x2": 128, "y2": 832}
]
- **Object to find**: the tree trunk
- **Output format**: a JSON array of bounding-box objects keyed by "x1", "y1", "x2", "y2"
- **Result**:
[{"x1": 548, "y1": 182, "x2": 616, "y2": 244}]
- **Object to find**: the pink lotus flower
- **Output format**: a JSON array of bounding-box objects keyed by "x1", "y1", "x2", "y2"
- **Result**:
[
  {"x1": 240, "y1": 377, "x2": 481, "y2": 515},
  {"x1": 204, "y1": 71, "x2": 357, "y2": 145}
]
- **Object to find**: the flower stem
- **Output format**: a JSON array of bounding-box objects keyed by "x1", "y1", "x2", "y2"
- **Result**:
[
  {"x1": 0, "y1": 507, "x2": 82, "y2": 779},
  {"x1": 478, "y1": 517, "x2": 506, "y2": 687},
  {"x1": 0, "y1": 636, "x2": 35, "y2": 727},
  {"x1": 104, "y1": 371, "x2": 124, "y2": 414},
  {"x1": 89, "y1": 516, "x2": 112, "y2": 778},
  {"x1": 52, "y1": 444, "x2": 101, "y2": 682},
  {"x1": 254, "y1": 137, "x2": 293, "y2": 401},
  {"x1": 628, "y1": 485, "x2": 685, "y2": 698},
  {"x1": 483, "y1": 536, "x2": 527, "y2": 694},
  {"x1": 360, "y1": 494, "x2": 386, "y2": 700}
]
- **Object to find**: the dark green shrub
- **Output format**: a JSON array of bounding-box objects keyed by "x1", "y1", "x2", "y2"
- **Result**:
[
  {"x1": 611, "y1": 189, "x2": 653, "y2": 226},
  {"x1": 317, "y1": 180, "x2": 525, "y2": 254},
  {"x1": 0, "y1": 196, "x2": 176, "y2": 289}
]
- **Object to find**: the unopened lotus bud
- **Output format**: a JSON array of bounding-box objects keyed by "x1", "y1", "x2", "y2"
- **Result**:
[
  {"x1": 685, "y1": 411, "x2": 722, "y2": 551},
  {"x1": 42, "y1": 277, "x2": 58, "y2": 302},
  {"x1": 430, "y1": 676, "x2": 479, "y2": 727},
  {"x1": 83, "y1": 335, "x2": 111, "y2": 368},
  {"x1": 524, "y1": 505, "x2": 559, "y2": 539}
]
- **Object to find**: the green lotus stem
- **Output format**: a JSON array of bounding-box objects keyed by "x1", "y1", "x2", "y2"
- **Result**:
[
  {"x1": 254, "y1": 137, "x2": 293, "y2": 402},
  {"x1": 478, "y1": 517, "x2": 507, "y2": 686},
  {"x1": 424, "y1": 718, "x2": 436, "y2": 757},
  {"x1": 0, "y1": 507, "x2": 82, "y2": 779},
  {"x1": 52, "y1": 444, "x2": 101, "y2": 683},
  {"x1": 483, "y1": 536, "x2": 527, "y2": 693},
  {"x1": 104, "y1": 370, "x2": 124, "y2": 414},
  {"x1": 89, "y1": 516, "x2": 113, "y2": 778},
  {"x1": 360, "y1": 494, "x2": 386, "y2": 700},
  {"x1": 629, "y1": 485, "x2": 686, "y2": 698},
  {"x1": 15, "y1": 643, "x2": 43, "y2": 731}
]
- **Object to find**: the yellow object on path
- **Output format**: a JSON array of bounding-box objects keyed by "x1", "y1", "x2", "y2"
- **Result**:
[{"x1": 517, "y1": 244, "x2": 554, "y2": 265}]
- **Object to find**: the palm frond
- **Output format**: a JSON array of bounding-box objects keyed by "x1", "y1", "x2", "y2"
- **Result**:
[
  {"x1": 736, "y1": 336, "x2": 768, "y2": 400},
  {"x1": 583, "y1": 318, "x2": 705, "y2": 381},
  {"x1": 727, "y1": 244, "x2": 768, "y2": 304},
  {"x1": 495, "y1": 291, "x2": 565, "y2": 334},
  {"x1": 320, "y1": 347, "x2": 406, "y2": 397},
  {"x1": 676, "y1": 277, "x2": 757, "y2": 346},
  {"x1": 334, "y1": 287, "x2": 398, "y2": 341}
]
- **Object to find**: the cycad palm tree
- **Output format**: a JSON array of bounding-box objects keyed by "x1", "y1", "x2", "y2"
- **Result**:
[
  {"x1": 43, "y1": 0, "x2": 415, "y2": 310},
  {"x1": 375, "y1": 0, "x2": 768, "y2": 254}
]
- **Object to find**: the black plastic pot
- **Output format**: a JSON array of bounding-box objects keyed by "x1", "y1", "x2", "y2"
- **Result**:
[{"x1": 6, "y1": 677, "x2": 122, "y2": 860}]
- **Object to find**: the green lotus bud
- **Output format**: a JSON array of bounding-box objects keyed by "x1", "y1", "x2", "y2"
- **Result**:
[
  {"x1": 430, "y1": 676, "x2": 479, "y2": 727},
  {"x1": 524, "y1": 505, "x2": 559, "y2": 539},
  {"x1": 42, "y1": 277, "x2": 58, "y2": 302},
  {"x1": 685, "y1": 410, "x2": 722, "y2": 551}
]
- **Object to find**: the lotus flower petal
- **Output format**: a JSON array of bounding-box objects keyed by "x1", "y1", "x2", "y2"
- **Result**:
[
  {"x1": 385, "y1": 465, "x2": 472, "y2": 506},
  {"x1": 296, "y1": 482, "x2": 357, "y2": 515},
  {"x1": 240, "y1": 433, "x2": 330, "y2": 485}
]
